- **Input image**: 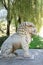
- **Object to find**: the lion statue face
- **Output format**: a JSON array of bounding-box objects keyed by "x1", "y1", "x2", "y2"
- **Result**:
[
  {"x1": 26, "y1": 22, "x2": 37, "y2": 35},
  {"x1": 17, "y1": 22, "x2": 37, "y2": 35}
]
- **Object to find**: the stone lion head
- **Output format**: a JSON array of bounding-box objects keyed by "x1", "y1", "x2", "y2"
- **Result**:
[{"x1": 17, "y1": 22, "x2": 37, "y2": 35}]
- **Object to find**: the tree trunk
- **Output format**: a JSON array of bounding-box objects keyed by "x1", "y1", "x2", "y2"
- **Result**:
[
  {"x1": 18, "y1": 16, "x2": 21, "y2": 24},
  {"x1": 16, "y1": 16, "x2": 21, "y2": 32},
  {"x1": 6, "y1": 0, "x2": 11, "y2": 36},
  {"x1": 6, "y1": 20, "x2": 11, "y2": 36}
]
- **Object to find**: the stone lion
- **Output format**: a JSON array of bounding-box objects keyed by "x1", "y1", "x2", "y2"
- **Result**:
[{"x1": 1, "y1": 22, "x2": 37, "y2": 57}]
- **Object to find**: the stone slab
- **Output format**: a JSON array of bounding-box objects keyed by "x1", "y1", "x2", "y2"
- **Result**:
[{"x1": 0, "y1": 49, "x2": 43, "y2": 65}]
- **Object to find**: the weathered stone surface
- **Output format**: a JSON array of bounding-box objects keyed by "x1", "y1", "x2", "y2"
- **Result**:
[{"x1": 0, "y1": 49, "x2": 43, "y2": 65}]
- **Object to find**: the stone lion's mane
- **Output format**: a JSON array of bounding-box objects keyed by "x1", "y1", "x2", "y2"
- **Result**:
[{"x1": 17, "y1": 22, "x2": 35, "y2": 35}]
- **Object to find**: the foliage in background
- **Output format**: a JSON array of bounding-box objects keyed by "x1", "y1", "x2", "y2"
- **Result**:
[
  {"x1": 12, "y1": 0, "x2": 43, "y2": 31},
  {"x1": 0, "y1": 0, "x2": 43, "y2": 33},
  {"x1": 30, "y1": 35, "x2": 43, "y2": 49},
  {"x1": 0, "y1": 36, "x2": 8, "y2": 47}
]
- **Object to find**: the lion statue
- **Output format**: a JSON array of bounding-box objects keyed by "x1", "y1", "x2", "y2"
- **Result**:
[{"x1": 1, "y1": 22, "x2": 37, "y2": 57}]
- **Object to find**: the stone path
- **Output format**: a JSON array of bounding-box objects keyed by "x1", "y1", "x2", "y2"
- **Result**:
[{"x1": 0, "y1": 49, "x2": 43, "y2": 65}]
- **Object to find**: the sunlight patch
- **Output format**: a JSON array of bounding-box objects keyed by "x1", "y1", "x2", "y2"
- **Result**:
[{"x1": 39, "y1": 26, "x2": 43, "y2": 38}]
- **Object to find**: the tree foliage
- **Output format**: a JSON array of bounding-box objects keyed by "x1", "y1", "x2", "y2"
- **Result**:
[
  {"x1": 1, "y1": 0, "x2": 43, "y2": 33},
  {"x1": 11, "y1": 0, "x2": 43, "y2": 31}
]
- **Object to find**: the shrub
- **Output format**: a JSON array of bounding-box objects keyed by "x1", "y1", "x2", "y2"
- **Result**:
[
  {"x1": 0, "y1": 36, "x2": 8, "y2": 47},
  {"x1": 30, "y1": 35, "x2": 43, "y2": 49}
]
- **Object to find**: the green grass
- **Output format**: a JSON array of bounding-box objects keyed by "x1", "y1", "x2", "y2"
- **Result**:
[{"x1": 0, "y1": 35, "x2": 43, "y2": 49}]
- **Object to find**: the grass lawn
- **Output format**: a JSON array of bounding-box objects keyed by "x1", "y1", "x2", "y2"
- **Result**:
[{"x1": 0, "y1": 35, "x2": 43, "y2": 49}]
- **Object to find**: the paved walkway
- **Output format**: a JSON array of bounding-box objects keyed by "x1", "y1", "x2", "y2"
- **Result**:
[{"x1": 0, "y1": 49, "x2": 43, "y2": 65}]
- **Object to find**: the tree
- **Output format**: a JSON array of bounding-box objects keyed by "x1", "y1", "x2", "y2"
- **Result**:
[
  {"x1": 32, "y1": 0, "x2": 43, "y2": 31},
  {"x1": 12, "y1": 0, "x2": 43, "y2": 31},
  {"x1": 1, "y1": 0, "x2": 22, "y2": 34},
  {"x1": 1, "y1": 0, "x2": 43, "y2": 33},
  {"x1": 1, "y1": 0, "x2": 12, "y2": 36}
]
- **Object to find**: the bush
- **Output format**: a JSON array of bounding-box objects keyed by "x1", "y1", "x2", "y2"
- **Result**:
[
  {"x1": 30, "y1": 35, "x2": 43, "y2": 49},
  {"x1": 0, "y1": 36, "x2": 8, "y2": 47}
]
